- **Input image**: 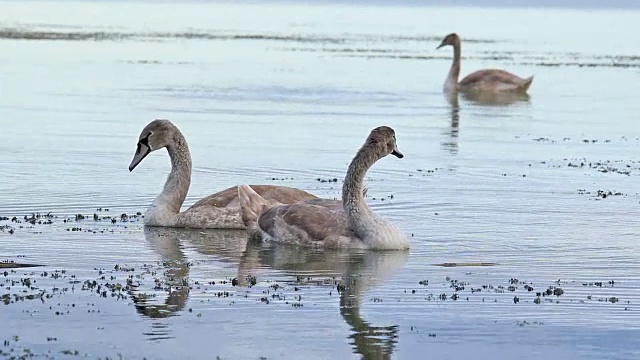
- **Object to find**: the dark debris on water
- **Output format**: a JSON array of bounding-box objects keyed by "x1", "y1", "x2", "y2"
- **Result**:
[
  {"x1": 403, "y1": 277, "x2": 629, "y2": 309},
  {"x1": 0, "y1": 209, "x2": 146, "y2": 235},
  {"x1": 537, "y1": 157, "x2": 640, "y2": 176}
]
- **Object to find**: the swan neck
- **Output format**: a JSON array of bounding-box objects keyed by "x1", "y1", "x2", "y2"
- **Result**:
[
  {"x1": 342, "y1": 145, "x2": 378, "y2": 236},
  {"x1": 447, "y1": 41, "x2": 461, "y2": 87},
  {"x1": 152, "y1": 131, "x2": 192, "y2": 218}
]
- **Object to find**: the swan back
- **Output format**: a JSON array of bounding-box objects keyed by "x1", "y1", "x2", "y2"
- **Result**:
[{"x1": 459, "y1": 69, "x2": 533, "y2": 93}]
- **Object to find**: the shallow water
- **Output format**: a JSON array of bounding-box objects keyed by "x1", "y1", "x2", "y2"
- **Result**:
[{"x1": 2, "y1": 1, "x2": 640, "y2": 359}]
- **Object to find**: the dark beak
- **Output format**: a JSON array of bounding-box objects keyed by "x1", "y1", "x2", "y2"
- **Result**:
[
  {"x1": 391, "y1": 144, "x2": 404, "y2": 159},
  {"x1": 436, "y1": 42, "x2": 446, "y2": 50},
  {"x1": 129, "y1": 142, "x2": 151, "y2": 171}
]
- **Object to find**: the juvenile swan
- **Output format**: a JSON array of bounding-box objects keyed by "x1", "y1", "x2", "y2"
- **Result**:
[
  {"x1": 238, "y1": 126, "x2": 409, "y2": 250},
  {"x1": 129, "y1": 119, "x2": 318, "y2": 229},
  {"x1": 437, "y1": 33, "x2": 533, "y2": 94}
]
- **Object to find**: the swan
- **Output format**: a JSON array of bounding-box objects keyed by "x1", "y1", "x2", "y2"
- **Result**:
[
  {"x1": 437, "y1": 33, "x2": 534, "y2": 94},
  {"x1": 128, "y1": 119, "x2": 318, "y2": 229},
  {"x1": 237, "y1": 126, "x2": 409, "y2": 250}
]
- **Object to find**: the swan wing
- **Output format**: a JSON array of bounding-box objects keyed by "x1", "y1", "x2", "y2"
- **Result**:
[
  {"x1": 257, "y1": 199, "x2": 354, "y2": 245},
  {"x1": 460, "y1": 69, "x2": 532, "y2": 92},
  {"x1": 188, "y1": 185, "x2": 318, "y2": 209}
]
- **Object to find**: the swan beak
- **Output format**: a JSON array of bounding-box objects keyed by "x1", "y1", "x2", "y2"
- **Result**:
[
  {"x1": 391, "y1": 145, "x2": 404, "y2": 158},
  {"x1": 129, "y1": 142, "x2": 151, "y2": 171},
  {"x1": 436, "y1": 42, "x2": 445, "y2": 50}
]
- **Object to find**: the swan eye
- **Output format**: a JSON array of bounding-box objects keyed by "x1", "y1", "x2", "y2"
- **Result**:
[{"x1": 140, "y1": 133, "x2": 151, "y2": 147}]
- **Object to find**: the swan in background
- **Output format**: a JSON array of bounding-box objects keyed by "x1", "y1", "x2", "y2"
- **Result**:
[
  {"x1": 238, "y1": 126, "x2": 409, "y2": 250},
  {"x1": 437, "y1": 33, "x2": 534, "y2": 94},
  {"x1": 129, "y1": 119, "x2": 318, "y2": 229}
]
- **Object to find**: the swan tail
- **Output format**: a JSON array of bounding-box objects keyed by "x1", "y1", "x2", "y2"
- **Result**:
[
  {"x1": 522, "y1": 76, "x2": 534, "y2": 91},
  {"x1": 237, "y1": 184, "x2": 269, "y2": 228}
]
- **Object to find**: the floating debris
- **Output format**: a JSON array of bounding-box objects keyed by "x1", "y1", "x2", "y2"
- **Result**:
[{"x1": 434, "y1": 262, "x2": 497, "y2": 267}]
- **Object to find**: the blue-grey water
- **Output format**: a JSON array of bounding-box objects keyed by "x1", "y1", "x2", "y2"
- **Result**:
[{"x1": 1, "y1": 1, "x2": 640, "y2": 359}]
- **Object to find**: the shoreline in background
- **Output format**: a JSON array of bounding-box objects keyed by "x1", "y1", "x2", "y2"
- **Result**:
[{"x1": 0, "y1": 0, "x2": 638, "y2": 10}]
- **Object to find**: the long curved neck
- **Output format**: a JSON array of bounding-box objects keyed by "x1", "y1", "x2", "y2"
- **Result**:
[
  {"x1": 149, "y1": 131, "x2": 192, "y2": 222},
  {"x1": 445, "y1": 41, "x2": 461, "y2": 91},
  {"x1": 342, "y1": 144, "x2": 380, "y2": 240}
]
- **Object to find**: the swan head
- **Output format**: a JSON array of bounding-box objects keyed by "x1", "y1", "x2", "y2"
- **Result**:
[
  {"x1": 436, "y1": 33, "x2": 460, "y2": 49},
  {"x1": 366, "y1": 126, "x2": 403, "y2": 159},
  {"x1": 129, "y1": 119, "x2": 178, "y2": 171}
]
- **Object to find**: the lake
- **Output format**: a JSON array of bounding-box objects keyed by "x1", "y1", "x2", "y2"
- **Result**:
[{"x1": 1, "y1": 1, "x2": 640, "y2": 359}]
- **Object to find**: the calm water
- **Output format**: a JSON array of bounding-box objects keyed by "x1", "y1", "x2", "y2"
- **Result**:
[{"x1": 2, "y1": 1, "x2": 640, "y2": 359}]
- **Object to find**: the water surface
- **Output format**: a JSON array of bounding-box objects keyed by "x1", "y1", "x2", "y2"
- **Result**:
[{"x1": 1, "y1": 1, "x2": 640, "y2": 359}]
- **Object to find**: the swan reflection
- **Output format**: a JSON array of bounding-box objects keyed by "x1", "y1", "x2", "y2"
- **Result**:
[
  {"x1": 442, "y1": 92, "x2": 460, "y2": 155},
  {"x1": 459, "y1": 90, "x2": 530, "y2": 107},
  {"x1": 135, "y1": 227, "x2": 408, "y2": 359}
]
